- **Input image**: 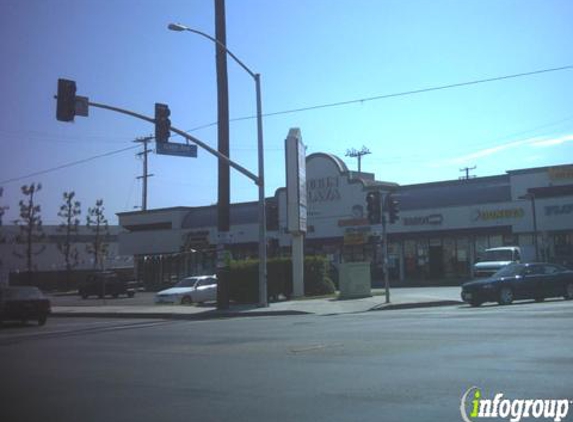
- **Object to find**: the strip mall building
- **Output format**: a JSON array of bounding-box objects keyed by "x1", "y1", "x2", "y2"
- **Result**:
[{"x1": 117, "y1": 154, "x2": 573, "y2": 286}]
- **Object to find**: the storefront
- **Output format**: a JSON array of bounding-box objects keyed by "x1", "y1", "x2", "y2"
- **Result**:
[{"x1": 117, "y1": 153, "x2": 573, "y2": 287}]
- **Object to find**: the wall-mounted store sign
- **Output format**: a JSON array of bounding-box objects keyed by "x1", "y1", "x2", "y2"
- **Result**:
[
  {"x1": 545, "y1": 204, "x2": 573, "y2": 216},
  {"x1": 343, "y1": 226, "x2": 371, "y2": 245},
  {"x1": 403, "y1": 214, "x2": 443, "y2": 226},
  {"x1": 182, "y1": 230, "x2": 210, "y2": 250},
  {"x1": 338, "y1": 218, "x2": 369, "y2": 227},
  {"x1": 307, "y1": 176, "x2": 341, "y2": 203},
  {"x1": 548, "y1": 165, "x2": 573, "y2": 181},
  {"x1": 343, "y1": 232, "x2": 367, "y2": 245},
  {"x1": 473, "y1": 208, "x2": 525, "y2": 222}
]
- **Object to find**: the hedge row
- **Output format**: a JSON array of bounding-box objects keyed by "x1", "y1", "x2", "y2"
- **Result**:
[{"x1": 224, "y1": 256, "x2": 336, "y2": 303}]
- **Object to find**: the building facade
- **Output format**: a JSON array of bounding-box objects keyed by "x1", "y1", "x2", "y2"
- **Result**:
[{"x1": 117, "y1": 154, "x2": 573, "y2": 287}]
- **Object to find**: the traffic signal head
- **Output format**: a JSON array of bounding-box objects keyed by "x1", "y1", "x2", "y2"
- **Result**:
[
  {"x1": 366, "y1": 191, "x2": 381, "y2": 224},
  {"x1": 56, "y1": 79, "x2": 77, "y2": 122},
  {"x1": 155, "y1": 103, "x2": 171, "y2": 143},
  {"x1": 388, "y1": 195, "x2": 400, "y2": 224}
]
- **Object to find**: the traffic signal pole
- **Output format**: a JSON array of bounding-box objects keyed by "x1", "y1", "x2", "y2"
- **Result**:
[
  {"x1": 367, "y1": 190, "x2": 394, "y2": 304},
  {"x1": 57, "y1": 70, "x2": 268, "y2": 309},
  {"x1": 85, "y1": 100, "x2": 259, "y2": 183},
  {"x1": 382, "y1": 201, "x2": 390, "y2": 304}
]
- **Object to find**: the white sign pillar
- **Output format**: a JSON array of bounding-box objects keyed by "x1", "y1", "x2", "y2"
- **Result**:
[{"x1": 285, "y1": 128, "x2": 307, "y2": 298}]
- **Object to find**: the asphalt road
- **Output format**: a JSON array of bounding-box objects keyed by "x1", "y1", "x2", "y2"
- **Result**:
[{"x1": 2, "y1": 300, "x2": 573, "y2": 422}]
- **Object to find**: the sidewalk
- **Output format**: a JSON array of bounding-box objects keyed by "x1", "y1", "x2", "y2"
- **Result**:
[{"x1": 51, "y1": 286, "x2": 464, "y2": 320}]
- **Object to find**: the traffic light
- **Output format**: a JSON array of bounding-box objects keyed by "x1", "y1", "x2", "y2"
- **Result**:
[
  {"x1": 366, "y1": 191, "x2": 381, "y2": 224},
  {"x1": 388, "y1": 195, "x2": 400, "y2": 224},
  {"x1": 155, "y1": 103, "x2": 171, "y2": 143},
  {"x1": 56, "y1": 79, "x2": 77, "y2": 122}
]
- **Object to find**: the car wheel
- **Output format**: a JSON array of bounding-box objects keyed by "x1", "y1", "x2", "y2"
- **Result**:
[
  {"x1": 38, "y1": 315, "x2": 47, "y2": 326},
  {"x1": 498, "y1": 287, "x2": 514, "y2": 305},
  {"x1": 181, "y1": 296, "x2": 193, "y2": 305},
  {"x1": 564, "y1": 283, "x2": 573, "y2": 300},
  {"x1": 469, "y1": 300, "x2": 482, "y2": 307}
]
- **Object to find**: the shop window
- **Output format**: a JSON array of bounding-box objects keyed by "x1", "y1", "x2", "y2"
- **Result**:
[
  {"x1": 489, "y1": 235, "x2": 503, "y2": 248},
  {"x1": 403, "y1": 240, "x2": 416, "y2": 279},
  {"x1": 455, "y1": 238, "x2": 470, "y2": 276},
  {"x1": 443, "y1": 238, "x2": 456, "y2": 277},
  {"x1": 475, "y1": 236, "x2": 489, "y2": 256},
  {"x1": 519, "y1": 234, "x2": 534, "y2": 246}
]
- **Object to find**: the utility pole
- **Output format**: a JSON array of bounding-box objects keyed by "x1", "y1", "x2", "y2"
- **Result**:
[
  {"x1": 345, "y1": 146, "x2": 371, "y2": 173},
  {"x1": 215, "y1": 0, "x2": 231, "y2": 310},
  {"x1": 459, "y1": 166, "x2": 476, "y2": 180},
  {"x1": 134, "y1": 136, "x2": 154, "y2": 211}
]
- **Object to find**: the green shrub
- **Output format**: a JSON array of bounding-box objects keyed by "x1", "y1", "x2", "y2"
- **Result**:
[{"x1": 226, "y1": 255, "x2": 334, "y2": 303}]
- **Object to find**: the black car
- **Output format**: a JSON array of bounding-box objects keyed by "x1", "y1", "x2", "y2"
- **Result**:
[
  {"x1": 461, "y1": 262, "x2": 573, "y2": 307},
  {"x1": 0, "y1": 286, "x2": 51, "y2": 326},
  {"x1": 79, "y1": 272, "x2": 136, "y2": 299}
]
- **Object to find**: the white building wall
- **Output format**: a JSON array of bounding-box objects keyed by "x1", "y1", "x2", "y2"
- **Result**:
[{"x1": 510, "y1": 165, "x2": 573, "y2": 200}]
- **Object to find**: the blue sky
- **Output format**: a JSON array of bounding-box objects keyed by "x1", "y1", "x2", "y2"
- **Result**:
[{"x1": 1, "y1": 0, "x2": 572, "y2": 225}]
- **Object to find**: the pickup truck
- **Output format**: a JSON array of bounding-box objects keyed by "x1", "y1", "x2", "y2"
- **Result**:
[
  {"x1": 78, "y1": 272, "x2": 136, "y2": 299},
  {"x1": 473, "y1": 246, "x2": 535, "y2": 278}
]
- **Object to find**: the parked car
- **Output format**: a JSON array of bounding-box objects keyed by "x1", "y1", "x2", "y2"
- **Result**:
[
  {"x1": 79, "y1": 272, "x2": 136, "y2": 299},
  {"x1": 462, "y1": 262, "x2": 573, "y2": 307},
  {"x1": 473, "y1": 246, "x2": 535, "y2": 278},
  {"x1": 155, "y1": 275, "x2": 217, "y2": 305},
  {"x1": 0, "y1": 286, "x2": 51, "y2": 326}
]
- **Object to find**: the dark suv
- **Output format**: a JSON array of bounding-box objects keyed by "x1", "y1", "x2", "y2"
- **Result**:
[{"x1": 79, "y1": 272, "x2": 135, "y2": 299}]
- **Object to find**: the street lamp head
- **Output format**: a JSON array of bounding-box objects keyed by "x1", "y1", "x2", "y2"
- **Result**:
[{"x1": 168, "y1": 23, "x2": 187, "y2": 32}]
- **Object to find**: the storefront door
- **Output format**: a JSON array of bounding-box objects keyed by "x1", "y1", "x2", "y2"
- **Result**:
[{"x1": 429, "y1": 245, "x2": 444, "y2": 279}]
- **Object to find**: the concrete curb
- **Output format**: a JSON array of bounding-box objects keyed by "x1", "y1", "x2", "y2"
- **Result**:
[
  {"x1": 369, "y1": 300, "x2": 464, "y2": 311},
  {"x1": 51, "y1": 309, "x2": 312, "y2": 321},
  {"x1": 50, "y1": 298, "x2": 465, "y2": 321}
]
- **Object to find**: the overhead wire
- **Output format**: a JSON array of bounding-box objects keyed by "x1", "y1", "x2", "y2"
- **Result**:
[
  {"x1": 1, "y1": 64, "x2": 572, "y2": 185},
  {"x1": 0, "y1": 145, "x2": 139, "y2": 185}
]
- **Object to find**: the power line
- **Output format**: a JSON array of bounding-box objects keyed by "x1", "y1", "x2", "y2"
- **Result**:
[
  {"x1": 0, "y1": 145, "x2": 139, "y2": 185},
  {"x1": 219, "y1": 64, "x2": 573, "y2": 126},
  {"x1": 2, "y1": 65, "x2": 571, "y2": 185}
]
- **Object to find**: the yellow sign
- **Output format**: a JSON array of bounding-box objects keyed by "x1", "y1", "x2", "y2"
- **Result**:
[
  {"x1": 548, "y1": 165, "x2": 573, "y2": 180},
  {"x1": 344, "y1": 232, "x2": 366, "y2": 245},
  {"x1": 473, "y1": 208, "x2": 524, "y2": 222}
]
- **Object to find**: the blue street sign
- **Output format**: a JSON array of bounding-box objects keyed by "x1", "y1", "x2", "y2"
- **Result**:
[{"x1": 156, "y1": 142, "x2": 198, "y2": 158}]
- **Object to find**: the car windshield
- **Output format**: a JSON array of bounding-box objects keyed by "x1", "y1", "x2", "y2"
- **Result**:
[
  {"x1": 493, "y1": 264, "x2": 525, "y2": 278},
  {"x1": 4, "y1": 286, "x2": 44, "y2": 299},
  {"x1": 482, "y1": 249, "x2": 513, "y2": 261},
  {"x1": 175, "y1": 278, "x2": 199, "y2": 288}
]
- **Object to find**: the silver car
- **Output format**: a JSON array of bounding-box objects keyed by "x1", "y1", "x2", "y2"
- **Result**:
[{"x1": 154, "y1": 275, "x2": 218, "y2": 305}]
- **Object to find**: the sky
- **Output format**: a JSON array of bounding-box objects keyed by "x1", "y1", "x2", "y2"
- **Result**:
[{"x1": 0, "y1": 0, "x2": 572, "y2": 225}]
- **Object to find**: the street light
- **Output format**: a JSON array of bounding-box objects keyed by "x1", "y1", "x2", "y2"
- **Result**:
[{"x1": 168, "y1": 22, "x2": 268, "y2": 307}]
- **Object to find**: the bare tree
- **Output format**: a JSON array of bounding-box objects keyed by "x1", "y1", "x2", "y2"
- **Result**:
[
  {"x1": 57, "y1": 191, "x2": 81, "y2": 286},
  {"x1": 0, "y1": 187, "x2": 9, "y2": 274},
  {"x1": 0, "y1": 187, "x2": 8, "y2": 227},
  {"x1": 86, "y1": 199, "x2": 109, "y2": 270},
  {"x1": 13, "y1": 183, "x2": 46, "y2": 278}
]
